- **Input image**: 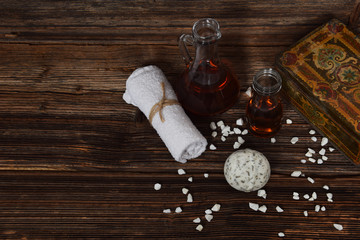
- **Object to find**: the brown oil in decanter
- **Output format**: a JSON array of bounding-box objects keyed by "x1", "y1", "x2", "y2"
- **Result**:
[{"x1": 175, "y1": 60, "x2": 239, "y2": 116}]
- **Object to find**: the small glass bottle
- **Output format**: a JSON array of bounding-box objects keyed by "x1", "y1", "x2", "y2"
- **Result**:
[{"x1": 246, "y1": 68, "x2": 283, "y2": 137}]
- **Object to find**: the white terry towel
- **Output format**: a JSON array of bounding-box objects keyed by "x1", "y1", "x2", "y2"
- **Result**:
[{"x1": 123, "y1": 65, "x2": 207, "y2": 163}]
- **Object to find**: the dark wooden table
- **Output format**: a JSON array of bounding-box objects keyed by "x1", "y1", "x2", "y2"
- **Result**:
[{"x1": 1, "y1": 0, "x2": 360, "y2": 239}]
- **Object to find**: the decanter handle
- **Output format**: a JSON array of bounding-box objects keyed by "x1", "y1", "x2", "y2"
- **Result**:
[{"x1": 178, "y1": 34, "x2": 194, "y2": 66}]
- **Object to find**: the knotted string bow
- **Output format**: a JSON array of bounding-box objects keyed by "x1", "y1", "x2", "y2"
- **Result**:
[{"x1": 148, "y1": 82, "x2": 179, "y2": 124}]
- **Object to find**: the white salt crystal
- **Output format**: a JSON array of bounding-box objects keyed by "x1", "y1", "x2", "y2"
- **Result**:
[
  {"x1": 293, "y1": 195, "x2": 300, "y2": 200},
  {"x1": 193, "y1": 217, "x2": 201, "y2": 223},
  {"x1": 311, "y1": 136, "x2": 317, "y2": 142},
  {"x1": 222, "y1": 125, "x2": 231, "y2": 133},
  {"x1": 309, "y1": 130, "x2": 316, "y2": 135},
  {"x1": 307, "y1": 177, "x2": 315, "y2": 184},
  {"x1": 210, "y1": 122, "x2": 216, "y2": 130},
  {"x1": 276, "y1": 206, "x2": 284, "y2": 213},
  {"x1": 204, "y1": 173, "x2": 209, "y2": 178},
  {"x1": 211, "y1": 131, "x2": 217, "y2": 138},
  {"x1": 236, "y1": 118, "x2": 244, "y2": 126},
  {"x1": 257, "y1": 189, "x2": 267, "y2": 199},
  {"x1": 323, "y1": 185, "x2": 330, "y2": 190},
  {"x1": 304, "y1": 210, "x2": 308, "y2": 217},
  {"x1": 242, "y1": 129, "x2": 248, "y2": 135},
  {"x1": 209, "y1": 144, "x2": 217, "y2": 150},
  {"x1": 317, "y1": 159, "x2": 323, "y2": 164},
  {"x1": 187, "y1": 193, "x2": 193, "y2": 203},
  {"x1": 300, "y1": 159, "x2": 307, "y2": 164},
  {"x1": 315, "y1": 205, "x2": 320, "y2": 212},
  {"x1": 326, "y1": 193, "x2": 333, "y2": 200},
  {"x1": 188, "y1": 177, "x2": 193, "y2": 182},
  {"x1": 223, "y1": 132, "x2": 229, "y2": 137},
  {"x1": 259, "y1": 205, "x2": 267, "y2": 213},
  {"x1": 229, "y1": 131, "x2": 235, "y2": 135},
  {"x1": 270, "y1": 137, "x2": 276, "y2": 143},
  {"x1": 178, "y1": 169, "x2": 186, "y2": 175},
  {"x1": 234, "y1": 128, "x2": 241, "y2": 134},
  {"x1": 329, "y1": 147, "x2": 335, "y2": 152},
  {"x1": 290, "y1": 137, "x2": 299, "y2": 144},
  {"x1": 245, "y1": 87, "x2": 252, "y2": 97},
  {"x1": 233, "y1": 142, "x2": 241, "y2": 149},
  {"x1": 322, "y1": 155, "x2": 328, "y2": 161},
  {"x1": 238, "y1": 136, "x2": 245, "y2": 144},
  {"x1": 211, "y1": 204, "x2": 221, "y2": 212},
  {"x1": 205, "y1": 214, "x2": 213, "y2": 222},
  {"x1": 303, "y1": 194, "x2": 310, "y2": 199},
  {"x1": 163, "y1": 209, "x2": 171, "y2": 213},
  {"x1": 182, "y1": 188, "x2": 189, "y2": 195},
  {"x1": 196, "y1": 224, "x2": 203, "y2": 231},
  {"x1": 154, "y1": 183, "x2": 161, "y2": 191},
  {"x1": 321, "y1": 206, "x2": 326, "y2": 211},
  {"x1": 221, "y1": 136, "x2": 226, "y2": 142},
  {"x1": 205, "y1": 209, "x2": 212, "y2": 215},
  {"x1": 319, "y1": 148, "x2": 326, "y2": 156},
  {"x1": 312, "y1": 192, "x2": 317, "y2": 200},
  {"x1": 308, "y1": 148, "x2": 316, "y2": 154},
  {"x1": 278, "y1": 232, "x2": 285, "y2": 237},
  {"x1": 308, "y1": 158, "x2": 316, "y2": 163},
  {"x1": 333, "y1": 223, "x2": 343, "y2": 231},
  {"x1": 286, "y1": 119, "x2": 293, "y2": 124},
  {"x1": 249, "y1": 202, "x2": 259, "y2": 211},
  {"x1": 321, "y1": 137, "x2": 328, "y2": 146},
  {"x1": 217, "y1": 120, "x2": 224, "y2": 127},
  {"x1": 175, "y1": 207, "x2": 182, "y2": 213},
  {"x1": 291, "y1": 171, "x2": 302, "y2": 177},
  {"x1": 308, "y1": 197, "x2": 314, "y2": 201},
  {"x1": 305, "y1": 151, "x2": 313, "y2": 157}
]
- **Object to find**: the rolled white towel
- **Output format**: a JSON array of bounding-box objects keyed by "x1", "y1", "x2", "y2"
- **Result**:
[{"x1": 123, "y1": 65, "x2": 207, "y2": 163}]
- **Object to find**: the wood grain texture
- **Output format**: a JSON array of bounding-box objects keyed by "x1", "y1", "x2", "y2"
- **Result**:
[{"x1": 0, "y1": 0, "x2": 359, "y2": 239}]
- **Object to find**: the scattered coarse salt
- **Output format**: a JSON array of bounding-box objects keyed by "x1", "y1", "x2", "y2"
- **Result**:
[
  {"x1": 223, "y1": 132, "x2": 229, "y2": 137},
  {"x1": 163, "y1": 209, "x2": 171, "y2": 213},
  {"x1": 293, "y1": 192, "x2": 300, "y2": 200},
  {"x1": 308, "y1": 148, "x2": 316, "y2": 154},
  {"x1": 258, "y1": 205, "x2": 267, "y2": 213},
  {"x1": 204, "y1": 173, "x2": 209, "y2": 178},
  {"x1": 205, "y1": 209, "x2": 212, "y2": 215},
  {"x1": 308, "y1": 158, "x2": 316, "y2": 163},
  {"x1": 234, "y1": 128, "x2": 241, "y2": 134},
  {"x1": 210, "y1": 122, "x2": 216, "y2": 130},
  {"x1": 304, "y1": 210, "x2": 308, "y2": 217},
  {"x1": 209, "y1": 144, "x2": 217, "y2": 150},
  {"x1": 322, "y1": 155, "x2": 328, "y2": 161},
  {"x1": 175, "y1": 207, "x2": 182, "y2": 213},
  {"x1": 196, "y1": 224, "x2": 203, "y2": 232},
  {"x1": 221, "y1": 136, "x2": 226, "y2": 142},
  {"x1": 211, "y1": 131, "x2": 217, "y2": 138},
  {"x1": 308, "y1": 197, "x2": 314, "y2": 201},
  {"x1": 276, "y1": 206, "x2": 284, "y2": 213},
  {"x1": 291, "y1": 171, "x2": 302, "y2": 177},
  {"x1": 211, "y1": 204, "x2": 221, "y2": 212},
  {"x1": 233, "y1": 142, "x2": 241, "y2": 149},
  {"x1": 257, "y1": 189, "x2": 267, "y2": 199},
  {"x1": 321, "y1": 206, "x2": 326, "y2": 211},
  {"x1": 301, "y1": 159, "x2": 307, "y2": 164},
  {"x1": 329, "y1": 147, "x2": 335, "y2": 152},
  {"x1": 242, "y1": 129, "x2": 249, "y2": 135},
  {"x1": 238, "y1": 136, "x2": 245, "y2": 144},
  {"x1": 236, "y1": 118, "x2": 244, "y2": 126},
  {"x1": 311, "y1": 136, "x2": 317, "y2": 142},
  {"x1": 326, "y1": 193, "x2": 333, "y2": 200},
  {"x1": 321, "y1": 137, "x2": 329, "y2": 146},
  {"x1": 307, "y1": 177, "x2": 315, "y2": 184},
  {"x1": 178, "y1": 169, "x2": 186, "y2": 175},
  {"x1": 271, "y1": 137, "x2": 276, "y2": 143},
  {"x1": 188, "y1": 177, "x2": 193, "y2": 182},
  {"x1": 193, "y1": 217, "x2": 201, "y2": 223},
  {"x1": 290, "y1": 137, "x2": 299, "y2": 144},
  {"x1": 305, "y1": 151, "x2": 313, "y2": 157},
  {"x1": 315, "y1": 205, "x2": 320, "y2": 212},
  {"x1": 303, "y1": 194, "x2": 310, "y2": 199},
  {"x1": 245, "y1": 87, "x2": 252, "y2": 97},
  {"x1": 182, "y1": 188, "x2": 189, "y2": 195},
  {"x1": 317, "y1": 159, "x2": 324, "y2": 164},
  {"x1": 278, "y1": 232, "x2": 285, "y2": 237},
  {"x1": 205, "y1": 214, "x2": 213, "y2": 222},
  {"x1": 249, "y1": 202, "x2": 259, "y2": 211},
  {"x1": 217, "y1": 120, "x2": 224, "y2": 127},
  {"x1": 286, "y1": 119, "x2": 293, "y2": 124},
  {"x1": 323, "y1": 185, "x2": 330, "y2": 190},
  {"x1": 187, "y1": 193, "x2": 193, "y2": 203},
  {"x1": 319, "y1": 148, "x2": 326, "y2": 156},
  {"x1": 154, "y1": 183, "x2": 161, "y2": 191},
  {"x1": 312, "y1": 192, "x2": 318, "y2": 200},
  {"x1": 309, "y1": 130, "x2": 316, "y2": 135},
  {"x1": 333, "y1": 223, "x2": 343, "y2": 231}
]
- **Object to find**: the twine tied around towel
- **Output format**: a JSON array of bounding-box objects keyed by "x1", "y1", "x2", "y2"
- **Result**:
[{"x1": 149, "y1": 82, "x2": 179, "y2": 124}]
